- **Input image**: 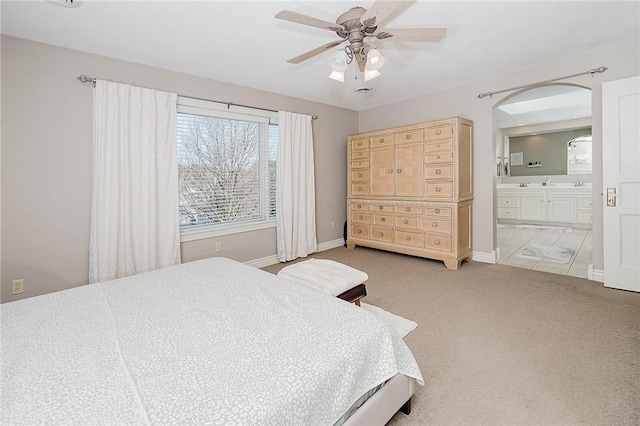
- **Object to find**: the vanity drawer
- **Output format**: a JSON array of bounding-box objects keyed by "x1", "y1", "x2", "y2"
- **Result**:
[
  {"x1": 395, "y1": 215, "x2": 420, "y2": 229},
  {"x1": 425, "y1": 124, "x2": 452, "y2": 140},
  {"x1": 371, "y1": 226, "x2": 394, "y2": 243},
  {"x1": 351, "y1": 183, "x2": 369, "y2": 196},
  {"x1": 578, "y1": 198, "x2": 593, "y2": 210},
  {"x1": 396, "y1": 129, "x2": 424, "y2": 144},
  {"x1": 498, "y1": 207, "x2": 517, "y2": 219},
  {"x1": 498, "y1": 197, "x2": 517, "y2": 207},
  {"x1": 370, "y1": 133, "x2": 394, "y2": 148},
  {"x1": 395, "y1": 205, "x2": 423, "y2": 215},
  {"x1": 420, "y1": 218, "x2": 452, "y2": 234},
  {"x1": 425, "y1": 164, "x2": 453, "y2": 179},
  {"x1": 373, "y1": 213, "x2": 393, "y2": 226},
  {"x1": 425, "y1": 181, "x2": 453, "y2": 198},
  {"x1": 424, "y1": 206, "x2": 452, "y2": 217},
  {"x1": 577, "y1": 210, "x2": 592, "y2": 223},
  {"x1": 395, "y1": 230, "x2": 424, "y2": 248},
  {"x1": 351, "y1": 225, "x2": 370, "y2": 239},
  {"x1": 425, "y1": 234, "x2": 452, "y2": 252},
  {"x1": 351, "y1": 170, "x2": 369, "y2": 181},
  {"x1": 351, "y1": 212, "x2": 371, "y2": 224},
  {"x1": 351, "y1": 137, "x2": 369, "y2": 150}
]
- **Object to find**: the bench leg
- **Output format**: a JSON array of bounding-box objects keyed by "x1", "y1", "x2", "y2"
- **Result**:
[{"x1": 355, "y1": 299, "x2": 361, "y2": 307}]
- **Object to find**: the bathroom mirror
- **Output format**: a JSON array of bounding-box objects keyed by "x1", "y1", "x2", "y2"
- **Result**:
[{"x1": 494, "y1": 84, "x2": 592, "y2": 178}]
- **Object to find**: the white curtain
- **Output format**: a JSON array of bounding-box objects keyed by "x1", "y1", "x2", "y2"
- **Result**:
[
  {"x1": 276, "y1": 111, "x2": 317, "y2": 262},
  {"x1": 89, "y1": 80, "x2": 180, "y2": 283}
]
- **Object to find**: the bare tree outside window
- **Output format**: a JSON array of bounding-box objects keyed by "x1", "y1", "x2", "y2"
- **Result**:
[{"x1": 177, "y1": 112, "x2": 277, "y2": 228}]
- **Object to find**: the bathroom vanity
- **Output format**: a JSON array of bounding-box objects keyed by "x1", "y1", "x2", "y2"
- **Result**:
[{"x1": 497, "y1": 183, "x2": 592, "y2": 228}]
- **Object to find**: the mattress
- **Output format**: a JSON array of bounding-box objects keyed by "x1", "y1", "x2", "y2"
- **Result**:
[{"x1": 1, "y1": 257, "x2": 423, "y2": 424}]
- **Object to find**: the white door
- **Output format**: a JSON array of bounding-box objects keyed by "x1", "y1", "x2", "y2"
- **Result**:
[{"x1": 602, "y1": 76, "x2": 640, "y2": 292}]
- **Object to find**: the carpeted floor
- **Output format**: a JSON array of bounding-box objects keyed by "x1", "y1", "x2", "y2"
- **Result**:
[{"x1": 262, "y1": 246, "x2": 640, "y2": 425}]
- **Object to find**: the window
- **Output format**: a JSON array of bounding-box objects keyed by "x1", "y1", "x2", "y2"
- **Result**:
[{"x1": 177, "y1": 97, "x2": 278, "y2": 241}]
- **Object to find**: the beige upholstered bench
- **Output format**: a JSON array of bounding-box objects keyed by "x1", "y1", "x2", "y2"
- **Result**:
[{"x1": 277, "y1": 259, "x2": 368, "y2": 306}]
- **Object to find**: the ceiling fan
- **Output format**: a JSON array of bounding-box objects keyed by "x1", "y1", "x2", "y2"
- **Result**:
[{"x1": 275, "y1": 0, "x2": 446, "y2": 81}]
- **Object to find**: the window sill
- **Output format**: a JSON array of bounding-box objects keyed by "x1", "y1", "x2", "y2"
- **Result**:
[{"x1": 180, "y1": 219, "x2": 276, "y2": 243}]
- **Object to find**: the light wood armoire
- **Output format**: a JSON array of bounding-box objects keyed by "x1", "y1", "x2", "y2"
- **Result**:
[{"x1": 346, "y1": 117, "x2": 473, "y2": 270}]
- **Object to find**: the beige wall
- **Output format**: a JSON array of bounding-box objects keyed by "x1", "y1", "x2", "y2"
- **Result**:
[
  {"x1": 1, "y1": 35, "x2": 358, "y2": 301},
  {"x1": 358, "y1": 40, "x2": 640, "y2": 271}
]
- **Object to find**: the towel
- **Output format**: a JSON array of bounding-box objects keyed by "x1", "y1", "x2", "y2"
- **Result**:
[{"x1": 277, "y1": 259, "x2": 368, "y2": 296}]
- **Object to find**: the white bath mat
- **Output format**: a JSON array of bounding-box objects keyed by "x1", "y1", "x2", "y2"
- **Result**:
[
  {"x1": 517, "y1": 244, "x2": 576, "y2": 263},
  {"x1": 361, "y1": 303, "x2": 418, "y2": 338},
  {"x1": 516, "y1": 224, "x2": 573, "y2": 233}
]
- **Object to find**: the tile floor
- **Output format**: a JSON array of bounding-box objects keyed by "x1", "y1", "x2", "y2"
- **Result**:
[{"x1": 497, "y1": 224, "x2": 592, "y2": 278}]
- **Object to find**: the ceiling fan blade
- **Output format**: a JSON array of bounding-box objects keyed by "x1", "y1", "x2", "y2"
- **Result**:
[
  {"x1": 276, "y1": 10, "x2": 345, "y2": 32},
  {"x1": 286, "y1": 40, "x2": 346, "y2": 64},
  {"x1": 360, "y1": 0, "x2": 404, "y2": 29},
  {"x1": 376, "y1": 27, "x2": 447, "y2": 42}
]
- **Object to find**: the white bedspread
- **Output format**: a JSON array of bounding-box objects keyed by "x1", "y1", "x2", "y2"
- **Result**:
[{"x1": 1, "y1": 257, "x2": 422, "y2": 425}]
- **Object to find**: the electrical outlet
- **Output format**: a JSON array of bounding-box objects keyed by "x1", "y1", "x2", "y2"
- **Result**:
[
  {"x1": 330, "y1": 220, "x2": 335, "y2": 229},
  {"x1": 12, "y1": 279, "x2": 24, "y2": 295},
  {"x1": 215, "y1": 242, "x2": 222, "y2": 252}
]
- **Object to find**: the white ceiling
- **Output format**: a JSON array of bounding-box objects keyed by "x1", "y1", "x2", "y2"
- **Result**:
[{"x1": 2, "y1": 1, "x2": 639, "y2": 112}]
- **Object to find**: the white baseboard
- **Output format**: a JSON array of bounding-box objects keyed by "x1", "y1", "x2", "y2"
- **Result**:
[
  {"x1": 588, "y1": 264, "x2": 604, "y2": 282},
  {"x1": 472, "y1": 250, "x2": 499, "y2": 264},
  {"x1": 245, "y1": 238, "x2": 345, "y2": 269}
]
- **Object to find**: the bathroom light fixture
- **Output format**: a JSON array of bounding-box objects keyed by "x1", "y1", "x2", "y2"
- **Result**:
[{"x1": 47, "y1": 0, "x2": 83, "y2": 7}]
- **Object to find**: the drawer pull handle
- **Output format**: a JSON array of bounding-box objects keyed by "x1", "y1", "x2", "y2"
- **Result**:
[
  {"x1": 378, "y1": 232, "x2": 384, "y2": 237},
  {"x1": 436, "y1": 129, "x2": 442, "y2": 135},
  {"x1": 357, "y1": 204, "x2": 362, "y2": 209},
  {"x1": 406, "y1": 236, "x2": 411, "y2": 241},
  {"x1": 435, "y1": 208, "x2": 440, "y2": 214},
  {"x1": 435, "y1": 187, "x2": 442, "y2": 192},
  {"x1": 357, "y1": 229, "x2": 362, "y2": 234},
  {"x1": 358, "y1": 141, "x2": 362, "y2": 146},
  {"x1": 435, "y1": 169, "x2": 441, "y2": 175},
  {"x1": 388, "y1": 169, "x2": 393, "y2": 174},
  {"x1": 357, "y1": 187, "x2": 362, "y2": 191},
  {"x1": 436, "y1": 143, "x2": 441, "y2": 148},
  {"x1": 436, "y1": 155, "x2": 441, "y2": 159},
  {"x1": 435, "y1": 239, "x2": 441, "y2": 245},
  {"x1": 381, "y1": 217, "x2": 386, "y2": 222},
  {"x1": 379, "y1": 138, "x2": 384, "y2": 143},
  {"x1": 379, "y1": 206, "x2": 384, "y2": 210},
  {"x1": 406, "y1": 134, "x2": 411, "y2": 139},
  {"x1": 403, "y1": 219, "x2": 409, "y2": 225},
  {"x1": 405, "y1": 207, "x2": 410, "y2": 212},
  {"x1": 397, "y1": 169, "x2": 402, "y2": 174},
  {"x1": 359, "y1": 215, "x2": 363, "y2": 220},
  {"x1": 432, "y1": 222, "x2": 438, "y2": 227}
]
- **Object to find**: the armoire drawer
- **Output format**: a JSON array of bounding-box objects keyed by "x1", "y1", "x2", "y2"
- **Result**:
[
  {"x1": 351, "y1": 183, "x2": 369, "y2": 196},
  {"x1": 395, "y1": 215, "x2": 420, "y2": 229},
  {"x1": 370, "y1": 227, "x2": 394, "y2": 243},
  {"x1": 424, "y1": 206, "x2": 452, "y2": 217},
  {"x1": 373, "y1": 213, "x2": 393, "y2": 226},
  {"x1": 395, "y1": 230, "x2": 424, "y2": 248},
  {"x1": 351, "y1": 170, "x2": 369, "y2": 181},
  {"x1": 370, "y1": 133, "x2": 394, "y2": 148},
  {"x1": 350, "y1": 202, "x2": 369, "y2": 211},
  {"x1": 425, "y1": 234, "x2": 452, "y2": 252},
  {"x1": 425, "y1": 181, "x2": 453, "y2": 198},
  {"x1": 420, "y1": 218, "x2": 452, "y2": 234},
  {"x1": 396, "y1": 129, "x2": 424, "y2": 144},
  {"x1": 351, "y1": 225, "x2": 370, "y2": 239},
  {"x1": 351, "y1": 138, "x2": 369, "y2": 150},
  {"x1": 395, "y1": 205, "x2": 423, "y2": 215},
  {"x1": 425, "y1": 151, "x2": 452, "y2": 163},
  {"x1": 425, "y1": 164, "x2": 453, "y2": 179},
  {"x1": 425, "y1": 125, "x2": 452, "y2": 140},
  {"x1": 425, "y1": 140, "x2": 452, "y2": 152},
  {"x1": 350, "y1": 212, "x2": 371, "y2": 224}
]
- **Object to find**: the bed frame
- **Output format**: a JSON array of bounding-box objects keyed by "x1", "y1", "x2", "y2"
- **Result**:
[{"x1": 343, "y1": 374, "x2": 415, "y2": 425}]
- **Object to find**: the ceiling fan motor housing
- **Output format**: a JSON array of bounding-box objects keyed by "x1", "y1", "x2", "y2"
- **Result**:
[{"x1": 335, "y1": 7, "x2": 374, "y2": 53}]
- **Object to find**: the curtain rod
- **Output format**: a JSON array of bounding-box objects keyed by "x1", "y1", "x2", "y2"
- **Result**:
[
  {"x1": 477, "y1": 66, "x2": 608, "y2": 99},
  {"x1": 76, "y1": 75, "x2": 318, "y2": 120}
]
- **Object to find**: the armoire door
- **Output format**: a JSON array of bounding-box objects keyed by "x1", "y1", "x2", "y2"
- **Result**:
[
  {"x1": 396, "y1": 143, "x2": 424, "y2": 197},
  {"x1": 370, "y1": 146, "x2": 395, "y2": 196}
]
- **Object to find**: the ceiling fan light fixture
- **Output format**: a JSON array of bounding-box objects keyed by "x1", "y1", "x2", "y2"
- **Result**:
[
  {"x1": 328, "y1": 70, "x2": 345, "y2": 82},
  {"x1": 366, "y1": 48, "x2": 386, "y2": 70},
  {"x1": 364, "y1": 69, "x2": 381, "y2": 82},
  {"x1": 329, "y1": 50, "x2": 349, "y2": 72}
]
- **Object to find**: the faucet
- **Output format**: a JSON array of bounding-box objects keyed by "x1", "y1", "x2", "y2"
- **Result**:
[
  {"x1": 574, "y1": 181, "x2": 584, "y2": 187},
  {"x1": 543, "y1": 177, "x2": 551, "y2": 186},
  {"x1": 519, "y1": 182, "x2": 528, "y2": 187}
]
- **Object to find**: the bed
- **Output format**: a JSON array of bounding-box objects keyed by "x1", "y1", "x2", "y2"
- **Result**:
[{"x1": 1, "y1": 257, "x2": 423, "y2": 424}]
